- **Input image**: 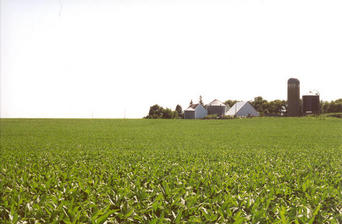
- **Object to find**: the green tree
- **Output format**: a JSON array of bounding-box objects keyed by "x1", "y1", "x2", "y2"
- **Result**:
[
  {"x1": 250, "y1": 96, "x2": 268, "y2": 114},
  {"x1": 268, "y1": 100, "x2": 287, "y2": 114},
  {"x1": 320, "y1": 99, "x2": 342, "y2": 113},
  {"x1": 335, "y1": 98, "x2": 342, "y2": 103},
  {"x1": 162, "y1": 108, "x2": 173, "y2": 119},
  {"x1": 199, "y1": 95, "x2": 204, "y2": 106},
  {"x1": 175, "y1": 104, "x2": 183, "y2": 118},
  {"x1": 145, "y1": 104, "x2": 181, "y2": 119},
  {"x1": 224, "y1": 100, "x2": 238, "y2": 108},
  {"x1": 145, "y1": 104, "x2": 164, "y2": 119},
  {"x1": 250, "y1": 97, "x2": 287, "y2": 115}
]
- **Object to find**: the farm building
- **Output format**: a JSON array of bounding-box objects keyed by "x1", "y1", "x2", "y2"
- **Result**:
[
  {"x1": 184, "y1": 104, "x2": 208, "y2": 119},
  {"x1": 226, "y1": 101, "x2": 259, "y2": 117},
  {"x1": 287, "y1": 78, "x2": 301, "y2": 116},
  {"x1": 206, "y1": 99, "x2": 229, "y2": 117},
  {"x1": 302, "y1": 94, "x2": 320, "y2": 115}
]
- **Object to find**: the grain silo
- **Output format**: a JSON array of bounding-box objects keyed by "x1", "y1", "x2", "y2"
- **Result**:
[
  {"x1": 206, "y1": 99, "x2": 228, "y2": 117},
  {"x1": 287, "y1": 78, "x2": 301, "y2": 116},
  {"x1": 302, "y1": 95, "x2": 320, "y2": 115}
]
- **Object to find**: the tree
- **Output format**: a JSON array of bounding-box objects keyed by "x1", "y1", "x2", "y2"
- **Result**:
[
  {"x1": 175, "y1": 104, "x2": 183, "y2": 118},
  {"x1": 199, "y1": 95, "x2": 204, "y2": 106},
  {"x1": 189, "y1": 99, "x2": 193, "y2": 106},
  {"x1": 268, "y1": 100, "x2": 286, "y2": 114},
  {"x1": 320, "y1": 99, "x2": 342, "y2": 113},
  {"x1": 250, "y1": 96, "x2": 268, "y2": 114},
  {"x1": 162, "y1": 108, "x2": 173, "y2": 119},
  {"x1": 224, "y1": 100, "x2": 238, "y2": 108},
  {"x1": 145, "y1": 104, "x2": 183, "y2": 119},
  {"x1": 335, "y1": 98, "x2": 342, "y2": 104},
  {"x1": 145, "y1": 104, "x2": 164, "y2": 119},
  {"x1": 249, "y1": 97, "x2": 288, "y2": 116}
]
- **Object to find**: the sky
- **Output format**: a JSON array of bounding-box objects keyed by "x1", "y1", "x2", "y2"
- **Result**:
[{"x1": 1, "y1": 0, "x2": 342, "y2": 118}]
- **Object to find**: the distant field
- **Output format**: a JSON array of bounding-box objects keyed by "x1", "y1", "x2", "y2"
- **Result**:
[{"x1": 1, "y1": 118, "x2": 342, "y2": 223}]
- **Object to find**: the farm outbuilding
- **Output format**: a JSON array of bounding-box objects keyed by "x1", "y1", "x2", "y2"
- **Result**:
[
  {"x1": 184, "y1": 104, "x2": 208, "y2": 119},
  {"x1": 206, "y1": 99, "x2": 229, "y2": 117},
  {"x1": 226, "y1": 101, "x2": 259, "y2": 117},
  {"x1": 303, "y1": 94, "x2": 320, "y2": 115}
]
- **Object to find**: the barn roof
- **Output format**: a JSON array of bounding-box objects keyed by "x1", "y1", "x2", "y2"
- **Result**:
[
  {"x1": 226, "y1": 101, "x2": 259, "y2": 116},
  {"x1": 185, "y1": 104, "x2": 200, "y2": 111},
  {"x1": 207, "y1": 99, "x2": 225, "y2": 106},
  {"x1": 230, "y1": 101, "x2": 247, "y2": 112}
]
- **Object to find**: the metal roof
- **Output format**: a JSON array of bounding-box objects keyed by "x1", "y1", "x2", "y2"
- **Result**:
[
  {"x1": 207, "y1": 99, "x2": 225, "y2": 106},
  {"x1": 184, "y1": 104, "x2": 199, "y2": 111},
  {"x1": 227, "y1": 101, "x2": 248, "y2": 114}
]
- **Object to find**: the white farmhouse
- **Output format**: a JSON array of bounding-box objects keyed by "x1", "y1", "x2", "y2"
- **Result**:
[
  {"x1": 226, "y1": 101, "x2": 259, "y2": 117},
  {"x1": 184, "y1": 104, "x2": 208, "y2": 119}
]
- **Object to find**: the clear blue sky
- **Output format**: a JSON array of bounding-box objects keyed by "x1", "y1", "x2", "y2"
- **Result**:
[{"x1": 1, "y1": 0, "x2": 342, "y2": 118}]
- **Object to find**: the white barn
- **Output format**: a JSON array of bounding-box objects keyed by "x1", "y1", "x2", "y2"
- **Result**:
[
  {"x1": 184, "y1": 104, "x2": 208, "y2": 119},
  {"x1": 226, "y1": 101, "x2": 259, "y2": 117}
]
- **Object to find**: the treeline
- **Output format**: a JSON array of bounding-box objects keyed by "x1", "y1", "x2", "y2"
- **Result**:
[
  {"x1": 144, "y1": 97, "x2": 342, "y2": 119},
  {"x1": 321, "y1": 99, "x2": 342, "y2": 113},
  {"x1": 144, "y1": 104, "x2": 183, "y2": 119}
]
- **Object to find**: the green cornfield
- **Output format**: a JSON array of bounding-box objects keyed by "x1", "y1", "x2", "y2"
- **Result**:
[{"x1": 1, "y1": 118, "x2": 342, "y2": 223}]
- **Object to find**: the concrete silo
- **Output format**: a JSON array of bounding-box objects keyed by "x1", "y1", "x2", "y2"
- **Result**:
[{"x1": 287, "y1": 78, "x2": 301, "y2": 116}]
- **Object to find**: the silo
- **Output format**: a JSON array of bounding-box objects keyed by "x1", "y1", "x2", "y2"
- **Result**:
[
  {"x1": 302, "y1": 95, "x2": 320, "y2": 115},
  {"x1": 287, "y1": 78, "x2": 301, "y2": 116},
  {"x1": 206, "y1": 99, "x2": 228, "y2": 117}
]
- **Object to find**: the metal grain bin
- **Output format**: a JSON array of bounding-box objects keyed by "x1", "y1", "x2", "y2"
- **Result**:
[
  {"x1": 206, "y1": 99, "x2": 228, "y2": 117},
  {"x1": 302, "y1": 95, "x2": 320, "y2": 115}
]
